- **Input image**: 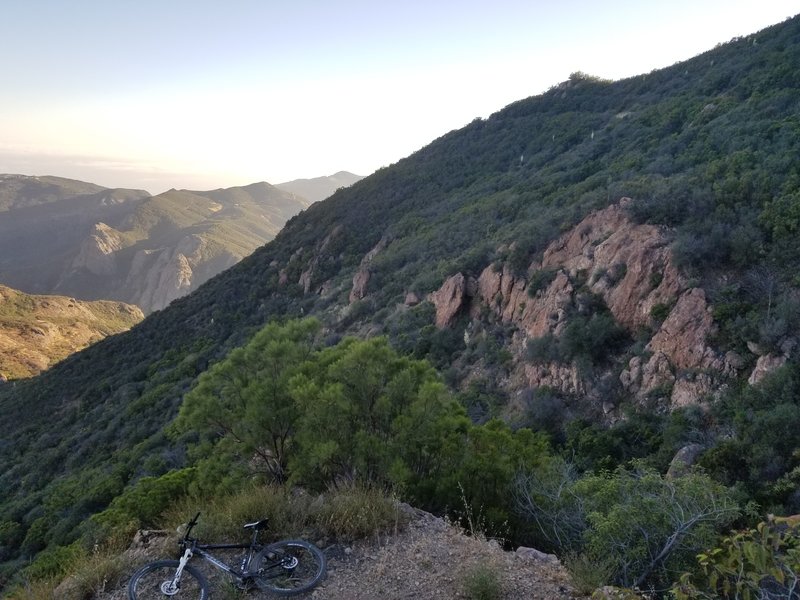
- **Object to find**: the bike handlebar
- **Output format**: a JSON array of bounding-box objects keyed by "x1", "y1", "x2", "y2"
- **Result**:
[{"x1": 184, "y1": 512, "x2": 201, "y2": 541}]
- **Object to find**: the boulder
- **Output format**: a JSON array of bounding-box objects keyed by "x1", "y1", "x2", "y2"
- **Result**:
[
  {"x1": 749, "y1": 354, "x2": 788, "y2": 385},
  {"x1": 429, "y1": 273, "x2": 469, "y2": 328},
  {"x1": 666, "y1": 443, "x2": 705, "y2": 479}
]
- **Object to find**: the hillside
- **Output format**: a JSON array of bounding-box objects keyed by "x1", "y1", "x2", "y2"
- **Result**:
[
  {"x1": 0, "y1": 176, "x2": 310, "y2": 313},
  {"x1": 0, "y1": 285, "x2": 143, "y2": 380},
  {"x1": 276, "y1": 171, "x2": 365, "y2": 203},
  {"x1": 2, "y1": 14, "x2": 800, "y2": 595}
]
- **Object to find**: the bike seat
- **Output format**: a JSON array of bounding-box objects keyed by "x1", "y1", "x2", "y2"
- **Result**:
[{"x1": 243, "y1": 518, "x2": 269, "y2": 530}]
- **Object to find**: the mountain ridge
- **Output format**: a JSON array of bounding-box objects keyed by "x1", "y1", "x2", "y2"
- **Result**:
[{"x1": 276, "y1": 170, "x2": 365, "y2": 203}]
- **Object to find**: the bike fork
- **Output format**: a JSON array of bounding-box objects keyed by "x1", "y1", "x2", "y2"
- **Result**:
[{"x1": 166, "y1": 548, "x2": 193, "y2": 592}]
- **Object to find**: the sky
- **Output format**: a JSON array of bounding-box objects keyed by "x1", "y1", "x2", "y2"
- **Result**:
[{"x1": 0, "y1": 1, "x2": 797, "y2": 194}]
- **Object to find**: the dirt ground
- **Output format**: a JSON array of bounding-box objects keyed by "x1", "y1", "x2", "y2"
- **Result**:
[{"x1": 99, "y1": 508, "x2": 583, "y2": 600}]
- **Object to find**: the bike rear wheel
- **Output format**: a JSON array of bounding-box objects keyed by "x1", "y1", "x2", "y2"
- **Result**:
[
  {"x1": 252, "y1": 539, "x2": 326, "y2": 596},
  {"x1": 128, "y1": 559, "x2": 209, "y2": 599}
]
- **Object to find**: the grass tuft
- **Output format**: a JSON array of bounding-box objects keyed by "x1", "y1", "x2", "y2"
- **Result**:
[{"x1": 462, "y1": 563, "x2": 503, "y2": 600}]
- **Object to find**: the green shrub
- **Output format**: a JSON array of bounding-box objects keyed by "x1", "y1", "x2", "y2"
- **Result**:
[
  {"x1": 673, "y1": 517, "x2": 800, "y2": 599},
  {"x1": 312, "y1": 484, "x2": 407, "y2": 541},
  {"x1": 650, "y1": 302, "x2": 673, "y2": 322},
  {"x1": 565, "y1": 551, "x2": 617, "y2": 595},
  {"x1": 527, "y1": 269, "x2": 559, "y2": 297},
  {"x1": 516, "y1": 463, "x2": 739, "y2": 590},
  {"x1": 462, "y1": 563, "x2": 503, "y2": 600}
]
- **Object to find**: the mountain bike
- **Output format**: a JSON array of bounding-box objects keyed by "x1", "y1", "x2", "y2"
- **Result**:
[{"x1": 127, "y1": 512, "x2": 326, "y2": 598}]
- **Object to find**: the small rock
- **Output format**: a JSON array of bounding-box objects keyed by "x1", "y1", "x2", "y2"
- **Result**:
[
  {"x1": 781, "y1": 337, "x2": 797, "y2": 357},
  {"x1": 592, "y1": 585, "x2": 645, "y2": 599},
  {"x1": 515, "y1": 546, "x2": 560, "y2": 564},
  {"x1": 725, "y1": 350, "x2": 745, "y2": 370}
]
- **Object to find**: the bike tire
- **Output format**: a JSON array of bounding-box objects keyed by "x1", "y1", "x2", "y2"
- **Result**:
[
  {"x1": 252, "y1": 539, "x2": 326, "y2": 596},
  {"x1": 128, "y1": 559, "x2": 209, "y2": 600}
]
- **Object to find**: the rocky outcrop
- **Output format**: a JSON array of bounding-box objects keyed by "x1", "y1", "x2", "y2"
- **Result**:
[
  {"x1": 666, "y1": 443, "x2": 705, "y2": 479},
  {"x1": 749, "y1": 353, "x2": 788, "y2": 385},
  {"x1": 437, "y1": 199, "x2": 754, "y2": 410},
  {"x1": 298, "y1": 226, "x2": 342, "y2": 295},
  {"x1": 473, "y1": 199, "x2": 681, "y2": 341},
  {"x1": 475, "y1": 266, "x2": 573, "y2": 338},
  {"x1": 540, "y1": 199, "x2": 682, "y2": 330},
  {"x1": 522, "y1": 362, "x2": 584, "y2": 396},
  {"x1": 430, "y1": 273, "x2": 471, "y2": 328},
  {"x1": 647, "y1": 289, "x2": 718, "y2": 371},
  {"x1": 70, "y1": 222, "x2": 124, "y2": 276},
  {"x1": 404, "y1": 291, "x2": 421, "y2": 306},
  {"x1": 349, "y1": 237, "x2": 389, "y2": 303},
  {"x1": 621, "y1": 288, "x2": 740, "y2": 405}
]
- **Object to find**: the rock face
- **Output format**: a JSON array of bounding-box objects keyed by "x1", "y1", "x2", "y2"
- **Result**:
[
  {"x1": 666, "y1": 443, "x2": 705, "y2": 479},
  {"x1": 297, "y1": 226, "x2": 343, "y2": 295},
  {"x1": 123, "y1": 234, "x2": 238, "y2": 313},
  {"x1": 475, "y1": 267, "x2": 573, "y2": 338},
  {"x1": 539, "y1": 199, "x2": 682, "y2": 330},
  {"x1": 70, "y1": 222, "x2": 124, "y2": 276},
  {"x1": 429, "y1": 198, "x2": 754, "y2": 410}
]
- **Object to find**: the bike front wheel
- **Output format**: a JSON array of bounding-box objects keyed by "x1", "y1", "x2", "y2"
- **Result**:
[
  {"x1": 128, "y1": 559, "x2": 209, "y2": 599},
  {"x1": 252, "y1": 539, "x2": 326, "y2": 596}
]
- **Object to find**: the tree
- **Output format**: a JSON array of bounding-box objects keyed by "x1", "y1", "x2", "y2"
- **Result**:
[
  {"x1": 175, "y1": 318, "x2": 321, "y2": 484},
  {"x1": 513, "y1": 457, "x2": 585, "y2": 552},
  {"x1": 288, "y1": 336, "x2": 469, "y2": 493}
]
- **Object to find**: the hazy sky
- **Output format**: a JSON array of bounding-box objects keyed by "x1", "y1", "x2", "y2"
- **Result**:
[{"x1": 1, "y1": 1, "x2": 797, "y2": 193}]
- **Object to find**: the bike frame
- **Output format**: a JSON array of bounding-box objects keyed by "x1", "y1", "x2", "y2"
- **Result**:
[
  {"x1": 173, "y1": 513, "x2": 282, "y2": 586},
  {"x1": 191, "y1": 540, "x2": 260, "y2": 581}
]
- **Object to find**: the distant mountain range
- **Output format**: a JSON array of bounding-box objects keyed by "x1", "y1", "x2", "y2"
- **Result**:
[
  {"x1": 0, "y1": 172, "x2": 360, "y2": 314},
  {"x1": 276, "y1": 170, "x2": 364, "y2": 203}
]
